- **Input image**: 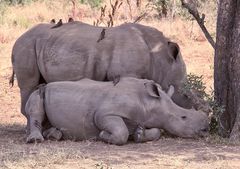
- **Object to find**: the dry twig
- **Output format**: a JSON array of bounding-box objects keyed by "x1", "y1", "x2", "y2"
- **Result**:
[
  {"x1": 180, "y1": 0, "x2": 215, "y2": 49},
  {"x1": 126, "y1": 0, "x2": 133, "y2": 20},
  {"x1": 133, "y1": 12, "x2": 148, "y2": 23},
  {"x1": 94, "y1": 0, "x2": 123, "y2": 27},
  {"x1": 70, "y1": 0, "x2": 76, "y2": 20}
]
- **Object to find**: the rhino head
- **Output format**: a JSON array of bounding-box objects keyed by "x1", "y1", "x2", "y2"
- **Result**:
[
  {"x1": 150, "y1": 41, "x2": 210, "y2": 113},
  {"x1": 144, "y1": 82, "x2": 209, "y2": 138}
]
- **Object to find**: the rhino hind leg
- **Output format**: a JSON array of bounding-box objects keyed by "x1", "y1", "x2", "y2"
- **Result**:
[
  {"x1": 43, "y1": 127, "x2": 62, "y2": 141},
  {"x1": 97, "y1": 116, "x2": 129, "y2": 145},
  {"x1": 18, "y1": 71, "x2": 45, "y2": 134},
  {"x1": 25, "y1": 89, "x2": 45, "y2": 143},
  {"x1": 134, "y1": 127, "x2": 161, "y2": 143}
]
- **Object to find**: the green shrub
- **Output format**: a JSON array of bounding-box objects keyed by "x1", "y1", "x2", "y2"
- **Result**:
[
  {"x1": 1, "y1": 0, "x2": 38, "y2": 5},
  {"x1": 79, "y1": 0, "x2": 102, "y2": 8},
  {"x1": 0, "y1": 1, "x2": 7, "y2": 24},
  {"x1": 14, "y1": 16, "x2": 31, "y2": 28},
  {"x1": 183, "y1": 73, "x2": 225, "y2": 134}
]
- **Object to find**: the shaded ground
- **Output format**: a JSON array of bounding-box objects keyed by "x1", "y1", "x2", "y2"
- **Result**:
[
  {"x1": 1, "y1": 122, "x2": 240, "y2": 169},
  {"x1": 1, "y1": 57, "x2": 240, "y2": 169}
]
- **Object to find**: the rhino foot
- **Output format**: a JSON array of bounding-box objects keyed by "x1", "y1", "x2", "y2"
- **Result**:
[
  {"x1": 26, "y1": 131, "x2": 44, "y2": 143},
  {"x1": 133, "y1": 125, "x2": 145, "y2": 143},
  {"x1": 43, "y1": 127, "x2": 62, "y2": 141},
  {"x1": 113, "y1": 75, "x2": 121, "y2": 86}
]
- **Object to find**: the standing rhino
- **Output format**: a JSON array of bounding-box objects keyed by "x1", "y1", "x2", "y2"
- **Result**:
[
  {"x1": 26, "y1": 77, "x2": 209, "y2": 145},
  {"x1": 11, "y1": 21, "x2": 207, "y2": 118}
]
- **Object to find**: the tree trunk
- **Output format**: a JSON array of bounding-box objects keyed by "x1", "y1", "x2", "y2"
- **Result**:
[{"x1": 214, "y1": 0, "x2": 240, "y2": 140}]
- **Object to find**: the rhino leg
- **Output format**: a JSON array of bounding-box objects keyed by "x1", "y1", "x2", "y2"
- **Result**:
[
  {"x1": 43, "y1": 127, "x2": 62, "y2": 141},
  {"x1": 25, "y1": 90, "x2": 45, "y2": 143},
  {"x1": 134, "y1": 127, "x2": 161, "y2": 143},
  {"x1": 14, "y1": 67, "x2": 41, "y2": 133},
  {"x1": 112, "y1": 75, "x2": 121, "y2": 86},
  {"x1": 21, "y1": 89, "x2": 37, "y2": 134},
  {"x1": 97, "y1": 116, "x2": 129, "y2": 145}
]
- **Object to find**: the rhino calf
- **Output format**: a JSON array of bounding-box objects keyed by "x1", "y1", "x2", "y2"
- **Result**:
[{"x1": 25, "y1": 77, "x2": 209, "y2": 145}]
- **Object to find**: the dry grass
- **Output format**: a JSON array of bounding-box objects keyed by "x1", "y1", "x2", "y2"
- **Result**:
[{"x1": 0, "y1": 0, "x2": 240, "y2": 168}]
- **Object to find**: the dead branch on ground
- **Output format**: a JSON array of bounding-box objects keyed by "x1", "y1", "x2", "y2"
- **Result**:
[{"x1": 180, "y1": 0, "x2": 215, "y2": 49}]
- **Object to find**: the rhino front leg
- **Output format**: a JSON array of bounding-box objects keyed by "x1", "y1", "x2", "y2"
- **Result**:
[
  {"x1": 21, "y1": 89, "x2": 37, "y2": 135},
  {"x1": 97, "y1": 116, "x2": 129, "y2": 145},
  {"x1": 134, "y1": 127, "x2": 160, "y2": 143},
  {"x1": 25, "y1": 89, "x2": 45, "y2": 143}
]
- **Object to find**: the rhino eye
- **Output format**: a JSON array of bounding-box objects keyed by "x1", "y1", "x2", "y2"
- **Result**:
[{"x1": 181, "y1": 116, "x2": 187, "y2": 120}]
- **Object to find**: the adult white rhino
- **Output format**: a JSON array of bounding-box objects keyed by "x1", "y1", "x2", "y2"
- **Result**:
[
  {"x1": 26, "y1": 77, "x2": 209, "y2": 145},
  {"x1": 11, "y1": 21, "x2": 206, "y2": 117}
]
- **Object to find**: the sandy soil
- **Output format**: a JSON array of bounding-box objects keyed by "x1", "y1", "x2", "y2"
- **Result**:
[{"x1": 0, "y1": 19, "x2": 240, "y2": 169}]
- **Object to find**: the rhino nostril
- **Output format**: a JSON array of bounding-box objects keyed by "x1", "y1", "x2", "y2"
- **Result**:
[
  {"x1": 181, "y1": 116, "x2": 187, "y2": 120},
  {"x1": 198, "y1": 127, "x2": 209, "y2": 137},
  {"x1": 201, "y1": 128, "x2": 208, "y2": 132}
]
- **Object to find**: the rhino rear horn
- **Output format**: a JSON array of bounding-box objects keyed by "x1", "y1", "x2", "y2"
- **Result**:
[
  {"x1": 167, "y1": 85, "x2": 175, "y2": 97},
  {"x1": 168, "y1": 41, "x2": 180, "y2": 60},
  {"x1": 144, "y1": 82, "x2": 160, "y2": 98}
]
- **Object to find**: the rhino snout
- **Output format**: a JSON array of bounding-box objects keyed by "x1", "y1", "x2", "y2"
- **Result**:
[
  {"x1": 192, "y1": 110, "x2": 209, "y2": 137},
  {"x1": 196, "y1": 125, "x2": 209, "y2": 138}
]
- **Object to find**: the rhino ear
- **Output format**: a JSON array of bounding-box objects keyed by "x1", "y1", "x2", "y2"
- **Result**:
[
  {"x1": 168, "y1": 41, "x2": 180, "y2": 60},
  {"x1": 167, "y1": 85, "x2": 175, "y2": 98},
  {"x1": 144, "y1": 82, "x2": 160, "y2": 98}
]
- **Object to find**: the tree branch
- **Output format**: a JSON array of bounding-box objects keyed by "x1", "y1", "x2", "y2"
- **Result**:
[
  {"x1": 133, "y1": 12, "x2": 148, "y2": 23},
  {"x1": 180, "y1": 0, "x2": 215, "y2": 49}
]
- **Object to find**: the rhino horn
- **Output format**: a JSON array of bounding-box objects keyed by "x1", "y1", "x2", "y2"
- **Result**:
[{"x1": 167, "y1": 85, "x2": 175, "y2": 97}]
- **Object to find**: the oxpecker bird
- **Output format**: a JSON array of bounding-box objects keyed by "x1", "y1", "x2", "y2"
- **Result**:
[
  {"x1": 68, "y1": 17, "x2": 74, "y2": 22},
  {"x1": 50, "y1": 19, "x2": 56, "y2": 24},
  {"x1": 51, "y1": 19, "x2": 63, "y2": 29},
  {"x1": 97, "y1": 28, "x2": 106, "y2": 43}
]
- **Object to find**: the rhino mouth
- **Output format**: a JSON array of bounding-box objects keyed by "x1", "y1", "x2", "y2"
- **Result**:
[{"x1": 197, "y1": 128, "x2": 209, "y2": 138}]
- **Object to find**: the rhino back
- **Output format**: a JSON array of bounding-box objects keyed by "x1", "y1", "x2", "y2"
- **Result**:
[
  {"x1": 37, "y1": 22, "x2": 151, "y2": 82},
  {"x1": 106, "y1": 23, "x2": 151, "y2": 80}
]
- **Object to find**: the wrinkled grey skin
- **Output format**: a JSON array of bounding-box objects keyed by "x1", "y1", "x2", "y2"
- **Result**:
[
  {"x1": 25, "y1": 77, "x2": 209, "y2": 145},
  {"x1": 11, "y1": 21, "x2": 196, "y2": 118}
]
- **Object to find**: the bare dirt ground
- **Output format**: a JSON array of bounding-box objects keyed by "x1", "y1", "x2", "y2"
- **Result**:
[{"x1": 0, "y1": 12, "x2": 240, "y2": 169}]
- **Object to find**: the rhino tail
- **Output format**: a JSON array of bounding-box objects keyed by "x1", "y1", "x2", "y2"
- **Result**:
[{"x1": 9, "y1": 70, "x2": 15, "y2": 87}]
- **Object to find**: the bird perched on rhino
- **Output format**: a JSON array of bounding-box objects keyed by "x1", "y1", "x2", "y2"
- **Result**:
[
  {"x1": 68, "y1": 17, "x2": 74, "y2": 22},
  {"x1": 97, "y1": 28, "x2": 106, "y2": 43},
  {"x1": 51, "y1": 19, "x2": 62, "y2": 29},
  {"x1": 50, "y1": 19, "x2": 56, "y2": 24}
]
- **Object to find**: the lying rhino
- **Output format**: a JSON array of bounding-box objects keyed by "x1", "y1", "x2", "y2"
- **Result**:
[
  {"x1": 25, "y1": 77, "x2": 209, "y2": 145},
  {"x1": 11, "y1": 21, "x2": 208, "y2": 119}
]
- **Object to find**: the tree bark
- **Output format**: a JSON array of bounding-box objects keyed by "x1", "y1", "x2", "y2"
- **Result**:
[
  {"x1": 230, "y1": 109, "x2": 240, "y2": 141},
  {"x1": 214, "y1": 0, "x2": 240, "y2": 140}
]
